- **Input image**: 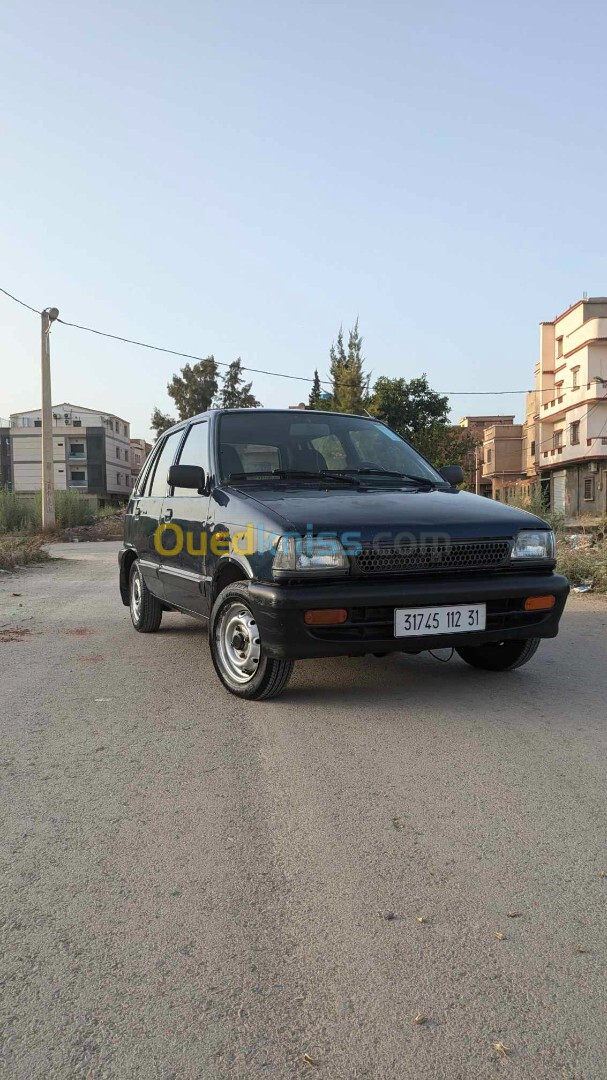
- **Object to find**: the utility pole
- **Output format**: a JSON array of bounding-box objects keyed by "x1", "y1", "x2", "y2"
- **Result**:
[{"x1": 41, "y1": 307, "x2": 59, "y2": 528}]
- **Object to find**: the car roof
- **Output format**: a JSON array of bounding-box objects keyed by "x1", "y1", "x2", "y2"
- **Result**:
[{"x1": 161, "y1": 407, "x2": 377, "y2": 436}]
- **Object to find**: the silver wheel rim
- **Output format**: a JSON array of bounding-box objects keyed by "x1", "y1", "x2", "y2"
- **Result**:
[
  {"x1": 131, "y1": 569, "x2": 142, "y2": 622},
  {"x1": 216, "y1": 602, "x2": 261, "y2": 684}
]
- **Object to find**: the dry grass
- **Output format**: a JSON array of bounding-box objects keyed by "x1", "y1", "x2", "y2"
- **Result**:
[
  {"x1": 0, "y1": 535, "x2": 50, "y2": 571},
  {"x1": 557, "y1": 535, "x2": 607, "y2": 591}
]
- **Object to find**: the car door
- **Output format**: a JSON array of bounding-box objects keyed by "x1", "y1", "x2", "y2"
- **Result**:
[
  {"x1": 131, "y1": 428, "x2": 185, "y2": 596},
  {"x1": 158, "y1": 420, "x2": 211, "y2": 616}
]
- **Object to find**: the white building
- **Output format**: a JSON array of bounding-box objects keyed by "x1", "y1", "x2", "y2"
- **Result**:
[{"x1": 9, "y1": 403, "x2": 132, "y2": 499}]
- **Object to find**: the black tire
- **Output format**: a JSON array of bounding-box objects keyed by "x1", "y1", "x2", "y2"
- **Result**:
[
  {"x1": 456, "y1": 637, "x2": 541, "y2": 672},
  {"x1": 129, "y1": 560, "x2": 163, "y2": 633},
  {"x1": 209, "y1": 581, "x2": 294, "y2": 700}
]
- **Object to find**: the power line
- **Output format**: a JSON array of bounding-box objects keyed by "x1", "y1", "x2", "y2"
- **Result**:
[
  {"x1": 0, "y1": 282, "x2": 603, "y2": 396},
  {"x1": 0, "y1": 285, "x2": 41, "y2": 315}
]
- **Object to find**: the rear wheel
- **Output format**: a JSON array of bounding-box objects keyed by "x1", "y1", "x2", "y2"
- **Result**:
[
  {"x1": 129, "y1": 560, "x2": 163, "y2": 633},
  {"x1": 210, "y1": 582, "x2": 293, "y2": 700},
  {"x1": 456, "y1": 637, "x2": 541, "y2": 671}
]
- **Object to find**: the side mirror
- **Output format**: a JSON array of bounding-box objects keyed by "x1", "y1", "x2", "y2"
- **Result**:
[
  {"x1": 168, "y1": 464, "x2": 206, "y2": 492},
  {"x1": 440, "y1": 465, "x2": 464, "y2": 487}
]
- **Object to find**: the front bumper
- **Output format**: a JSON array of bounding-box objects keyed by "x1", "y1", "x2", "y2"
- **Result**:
[{"x1": 248, "y1": 572, "x2": 569, "y2": 660}]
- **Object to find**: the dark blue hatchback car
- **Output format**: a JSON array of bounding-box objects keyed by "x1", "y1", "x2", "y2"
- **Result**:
[{"x1": 119, "y1": 409, "x2": 568, "y2": 699}]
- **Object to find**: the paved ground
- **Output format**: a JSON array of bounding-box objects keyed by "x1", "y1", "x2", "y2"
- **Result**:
[{"x1": 1, "y1": 542, "x2": 606, "y2": 1079}]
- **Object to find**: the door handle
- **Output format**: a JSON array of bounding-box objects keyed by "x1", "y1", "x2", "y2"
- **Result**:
[{"x1": 163, "y1": 508, "x2": 174, "y2": 522}]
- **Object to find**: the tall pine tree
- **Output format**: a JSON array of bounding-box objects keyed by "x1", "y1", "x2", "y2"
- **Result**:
[
  {"x1": 308, "y1": 369, "x2": 322, "y2": 408},
  {"x1": 327, "y1": 321, "x2": 369, "y2": 414},
  {"x1": 219, "y1": 358, "x2": 261, "y2": 408}
]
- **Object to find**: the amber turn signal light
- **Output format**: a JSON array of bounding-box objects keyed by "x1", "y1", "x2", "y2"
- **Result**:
[
  {"x1": 304, "y1": 608, "x2": 348, "y2": 625},
  {"x1": 524, "y1": 595, "x2": 555, "y2": 611}
]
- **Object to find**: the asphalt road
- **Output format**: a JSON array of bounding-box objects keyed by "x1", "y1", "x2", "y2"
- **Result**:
[{"x1": 1, "y1": 542, "x2": 606, "y2": 1079}]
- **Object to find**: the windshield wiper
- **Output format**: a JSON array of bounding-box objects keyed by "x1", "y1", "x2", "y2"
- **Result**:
[
  {"x1": 331, "y1": 467, "x2": 438, "y2": 487},
  {"x1": 226, "y1": 469, "x2": 362, "y2": 487}
]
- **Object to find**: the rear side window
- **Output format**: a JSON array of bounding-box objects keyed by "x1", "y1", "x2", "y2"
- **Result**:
[{"x1": 147, "y1": 431, "x2": 183, "y2": 497}]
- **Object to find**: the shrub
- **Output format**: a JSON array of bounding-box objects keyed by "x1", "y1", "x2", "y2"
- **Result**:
[
  {"x1": 0, "y1": 535, "x2": 50, "y2": 570},
  {"x1": 557, "y1": 539, "x2": 607, "y2": 590},
  {"x1": 0, "y1": 489, "x2": 39, "y2": 533},
  {"x1": 54, "y1": 490, "x2": 95, "y2": 528},
  {"x1": 0, "y1": 487, "x2": 95, "y2": 532}
]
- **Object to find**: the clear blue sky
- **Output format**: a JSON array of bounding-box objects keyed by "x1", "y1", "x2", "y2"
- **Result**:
[{"x1": 2, "y1": 0, "x2": 606, "y2": 437}]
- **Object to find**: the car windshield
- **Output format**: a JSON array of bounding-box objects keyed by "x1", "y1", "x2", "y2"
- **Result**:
[{"x1": 217, "y1": 411, "x2": 445, "y2": 486}]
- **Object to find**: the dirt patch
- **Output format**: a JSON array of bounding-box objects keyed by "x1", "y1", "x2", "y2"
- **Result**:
[
  {"x1": 63, "y1": 628, "x2": 95, "y2": 637},
  {"x1": 0, "y1": 627, "x2": 32, "y2": 643},
  {"x1": 77, "y1": 655, "x2": 105, "y2": 663}
]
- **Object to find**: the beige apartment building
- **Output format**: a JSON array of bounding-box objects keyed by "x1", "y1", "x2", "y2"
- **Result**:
[
  {"x1": 469, "y1": 297, "x2": 607, "y2": 516},
  {"x1": 9, "y1": 403, "x2": 133, "y2": 501},
  {"x1": 534, "y1": 297, "x2": 607, "y2": 515}
]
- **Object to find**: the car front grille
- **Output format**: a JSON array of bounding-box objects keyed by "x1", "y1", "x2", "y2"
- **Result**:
[{"x1": 353, "y1": 539, "x2": 512, "y2": 576}]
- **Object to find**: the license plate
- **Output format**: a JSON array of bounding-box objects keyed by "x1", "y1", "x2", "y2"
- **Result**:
[{"x1": 394, "y1": 604, "x2": 486, "y2": 637}]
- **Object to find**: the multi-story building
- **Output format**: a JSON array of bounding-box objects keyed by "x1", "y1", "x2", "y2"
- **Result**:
[
  {"x1": 129, "y1": 438, "x2": 152, "y2": 486},
  {"x1": 536, "y1": 297, "x2": 607, "y2": 515},
  {"x1": 459, "y1": 416, "x2": 516, "y2": 495},
  {"x1": 481, "y1": 423, "x2": 524, "y2": 501},
  {"x1": 9, "y1": 403, "x2": 132, "y2": 501}
]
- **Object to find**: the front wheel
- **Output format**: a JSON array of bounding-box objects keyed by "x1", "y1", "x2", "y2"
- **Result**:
[
  {"x1": 209, "y1": 582, "x2": 294, "y2": 700},
  {"x1": 456, "y1": 637, "x2": 541, "y2": 671}
]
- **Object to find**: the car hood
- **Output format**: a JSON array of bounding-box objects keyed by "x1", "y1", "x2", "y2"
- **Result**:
[{"x1": 240, "y1": 486, "x2": 548, "y2": 543}]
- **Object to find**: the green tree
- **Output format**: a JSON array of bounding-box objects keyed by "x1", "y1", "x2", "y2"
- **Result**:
[
  {"x1": 219, "y1": 358, "x2": 261, "y2": 408},
  {"x1": 327, "y1": 321, "x2": 369, "y2": 413},
  {"x1": 166, "y1": 356, "x2": 219, "y2": 418},
  {"x1": 308, "y1": 369, "x2": 323, "y2": 409},
  {"x1": 370, "y1": 374, "x2": 477, "y2": 469},
  {"x1": 150, "y1": 407, "x2": 176, "y2": 438}
]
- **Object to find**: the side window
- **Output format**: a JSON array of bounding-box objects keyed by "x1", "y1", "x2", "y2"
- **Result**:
[
  {"x1": 173, "y1": 421, "x2": 210, "y2": 495},
  {"x1": 147, "y1": 431, "x2": 183, "y2": 497}
]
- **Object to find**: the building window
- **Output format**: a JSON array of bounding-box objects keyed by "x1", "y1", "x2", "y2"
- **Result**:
[
  {"x1": 530, "y1": 440, "x2": 536, "y2": 457},
  {"x1": 116, "y1": 446, "x2": 120, "y2": 458},
  {"x1": 556, "y1": 337, "x2": 563, "y2": 358},
  {"x1": 487, "y1": 448, "x2": 492, "y2": 464},
  {"x1": 73, "y1": 419, "x2": 82, "y2": 427},
  {"x1": 123, "y1": 424, "x2": 128, "y2": 436},
  {"x1": 584, "y1": 476, "x2": 595, "y2": 501},
  {"x1": 602, "y1": 437, "x2": 607, "y2": 446},
  {"x1": 135, "y1": 453, "x2": 141, "y2": 465},
  {"x1": 553, "y1": 430, "x2": 563, "y2": 449},
  {"x1": 108, "y1": 418, "x2": 114, "y2": 430},
  {"x1": 70, "y1": 442, "x2": 85, "y2": 457},
  {"x1": 570, "y1": 421, "x2": 580, "y2": 445},
  {"x1": 70, "y1": 470, "x2": 85, "y2": 482},
  {"x1": 124, "y1": 449, "x2": 129, "y2": 461},
  {"x1": 572, "y1": 367, "x2": 580, "y2": 389},
  {"x1": 117, "y1": 472, "x2": 122, "y2": 485},
  {"x1": 34, "y1": 419, "x2": 41, "y2": 427}
]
